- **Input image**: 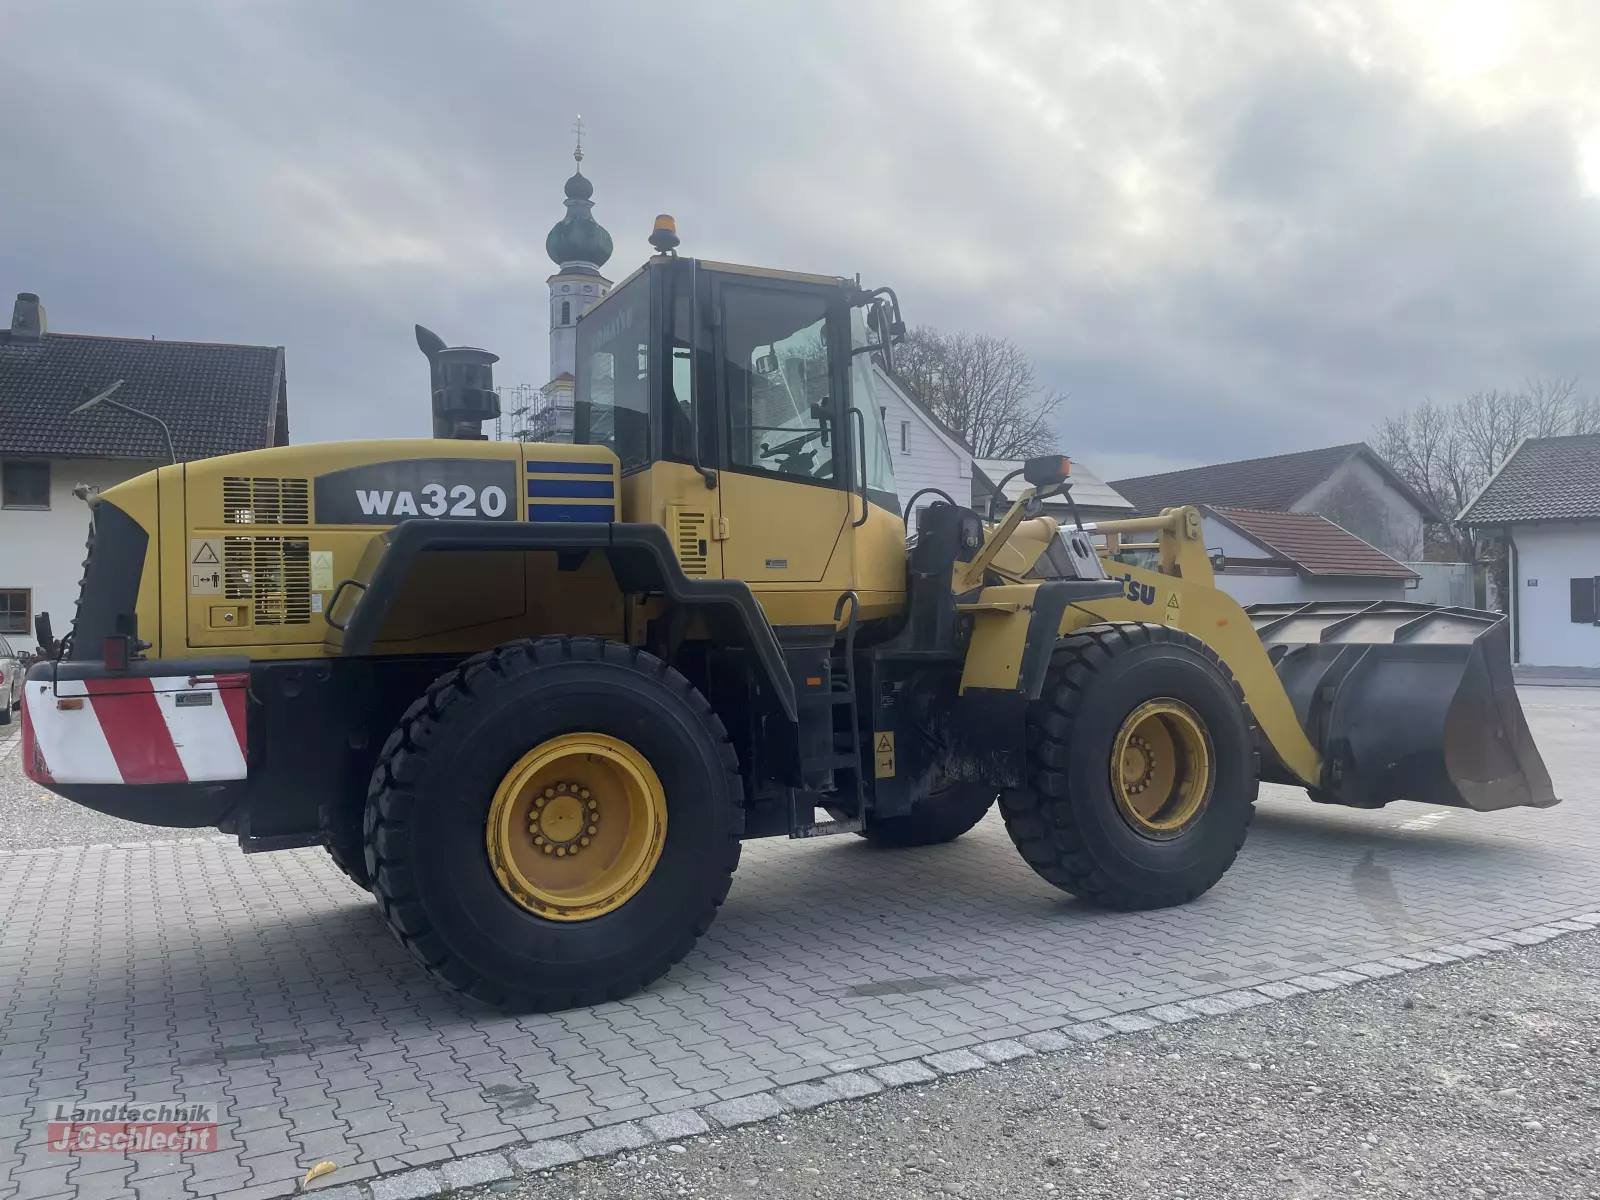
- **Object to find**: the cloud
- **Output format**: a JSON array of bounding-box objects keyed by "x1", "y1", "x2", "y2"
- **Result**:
[{"x1": 4, "y1": 0, "x2": 1600, "y2": 480}]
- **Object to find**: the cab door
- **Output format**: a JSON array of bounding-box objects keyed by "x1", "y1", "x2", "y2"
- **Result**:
[{"x1": 713, "y1": 276, "x2": 853, "y2": 612}]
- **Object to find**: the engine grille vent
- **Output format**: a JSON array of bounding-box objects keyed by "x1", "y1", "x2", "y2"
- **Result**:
[
  {"x1": 223, "y1": 477, "x2": 310, "y2": 525},
  {"x1": 672, "y1": 507, "x2": 710, "y2": 576},
  {"x1": 224, "y1": 536, "x2": 311, "y2": 625}
]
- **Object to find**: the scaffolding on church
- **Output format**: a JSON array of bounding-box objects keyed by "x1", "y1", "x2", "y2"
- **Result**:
[{"x1": 494, "y1": 383, "x2": 574, "y2": 444}]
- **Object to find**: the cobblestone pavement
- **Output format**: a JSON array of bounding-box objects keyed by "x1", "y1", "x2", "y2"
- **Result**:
[{"x1": 0, "y1": 688, "x2": 1594, "y2": 1200}]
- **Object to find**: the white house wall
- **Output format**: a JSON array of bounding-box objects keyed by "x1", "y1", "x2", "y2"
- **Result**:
[
  {"x1": 0, "y1": 457, "x2": 155, "y2": 652},
  {"x1": 1214, "y1": 571, "x2": 1410, "y2": 607},
  {"x1": 1296, "y1": 456, "x2": 1426, "y2": 561},
  {"x1": 1200, "y1": 516, "x2": 1265, "y2": 560},
  {"x1": 1512, "y1": 521, "x2": 1600, "y2": 668},
  {"x1": 871, "y1": 368, "x2": 970, "y2": 518}
]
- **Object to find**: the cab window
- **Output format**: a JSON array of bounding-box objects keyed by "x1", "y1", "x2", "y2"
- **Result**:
[
  {"x1": 849, "y1": 307, "x2": 897, "y2": 500},
  {"x1": 574, "y1": 279, "x2": 651, "y2": 472},
  {"x1": 721, "y1": 285, "x2": 837, "y2": 483}
]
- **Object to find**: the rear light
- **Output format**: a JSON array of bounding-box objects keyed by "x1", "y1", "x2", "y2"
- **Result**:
[{"x1": 102, "y1": 635, "x2": 130, "y2": 671}]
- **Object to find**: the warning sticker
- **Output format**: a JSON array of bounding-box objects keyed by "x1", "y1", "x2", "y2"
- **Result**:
[
  {"x1": 1164, "y1": 592, "x2": 1181, "y2": 625},
  {"x1": 874, "y1": 731, "x2": 896, "y2": 779},
  {"x1": 189, "y1": 539, "x2": 222, "y2": 595},
  {"x1": 310, "y1": 550, "x2": 334, "y2": 592}
]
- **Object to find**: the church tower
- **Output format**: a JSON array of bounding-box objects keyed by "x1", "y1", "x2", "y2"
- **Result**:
[{"x1": 538, "y1": 118, "x2": 613, "y2": 439}]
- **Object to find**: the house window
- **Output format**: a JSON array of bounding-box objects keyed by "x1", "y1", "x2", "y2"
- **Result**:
[
  {"x1": 560, "y1": 301, "x2": 572, "y2": 325},
  {"x1": 900, "y1": 421, "x2": 909, "y2": 453},
  {"x1": 1572, "y1": 577, "x2": 1599, "y2": 624},
  {"x1": 2, "y1": 461, "x2": 48, "y2": 509},
  {"x1": 0, "y1": 589, "x2": 28, "y2": 635}
]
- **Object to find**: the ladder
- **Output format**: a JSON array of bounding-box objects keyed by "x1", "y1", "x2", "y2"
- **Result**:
[{"x1": 790, "y1": 591, "x2": 866, "y2": 838}]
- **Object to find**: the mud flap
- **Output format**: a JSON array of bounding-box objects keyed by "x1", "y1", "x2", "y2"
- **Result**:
[{"x1": 1247, "y1": 602, "x2": 1557, "y2": 812}]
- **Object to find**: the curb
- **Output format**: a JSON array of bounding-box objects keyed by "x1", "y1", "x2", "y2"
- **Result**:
[{"x1": 299, "y1": 909, "x2": 1600, "y2": 1200}]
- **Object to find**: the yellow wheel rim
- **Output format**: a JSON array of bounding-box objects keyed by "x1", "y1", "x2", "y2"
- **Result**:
[
  {"x1": 1110, "y1": 698, "x2": 1214, "y2": 839},
  {"x1": 485, "y1": 732, "x2": 667, "y2": 922}
]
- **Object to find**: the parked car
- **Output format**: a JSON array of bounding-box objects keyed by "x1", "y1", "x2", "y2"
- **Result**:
[{"x1": 0, "y1": 635, "x2": 21, "y2": 725}]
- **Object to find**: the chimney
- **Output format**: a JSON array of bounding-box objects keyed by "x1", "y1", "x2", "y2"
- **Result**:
[{"x1": 10, "y1": 293, "x2": 45, "y2": 341}]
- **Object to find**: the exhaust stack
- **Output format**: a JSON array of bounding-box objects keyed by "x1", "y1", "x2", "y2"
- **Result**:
[{"x1": 415, "y1": 324, "x2": 501, "y2": 440}]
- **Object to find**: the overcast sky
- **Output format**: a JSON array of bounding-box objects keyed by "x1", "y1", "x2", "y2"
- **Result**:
[{"x1": 6, "y1": 0, "x2": 1600, "y2": 479}]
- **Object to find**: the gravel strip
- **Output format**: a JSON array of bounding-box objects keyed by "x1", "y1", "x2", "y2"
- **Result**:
[{"x1": 477, "y1": 927, "x2": 1600, "y2": 1200}]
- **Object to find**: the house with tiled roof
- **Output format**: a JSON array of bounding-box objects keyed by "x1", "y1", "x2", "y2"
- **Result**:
[
  {"x1": 0, "y1": 292, "x2": 288, "y2": 649},
  {"x1": 1112, "y1": 443, "x2": 1443, "y2": 562},
  {"x1": 1459, "y1": 432, "x2": 1600, "y2": 668},
  {"x1": 1201, "y1": 506, "x2": 1420, "y2": 606}
]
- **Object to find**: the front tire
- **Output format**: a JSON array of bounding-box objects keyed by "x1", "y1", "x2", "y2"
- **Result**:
[
  {"x1": 364, "y1": 636, "x2": 742, "y2": 1011},
  {"x1": 999, "y1": 623, "x2": 1256, "y2": 909}
]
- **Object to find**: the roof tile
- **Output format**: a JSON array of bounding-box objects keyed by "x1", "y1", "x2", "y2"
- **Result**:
[
  {"x1": 1209, "y1": 506, "x2": 1418, "y2": 579},
  {"x1": 1458, "y1": 433, "x2": 1600, "y2": 524},
  {"x1": 1112, "y1": 443, "x2": 1441, "y2": 522},
  {"x1": 0, "y1": 329, "x2": 285, "y2": 461}
]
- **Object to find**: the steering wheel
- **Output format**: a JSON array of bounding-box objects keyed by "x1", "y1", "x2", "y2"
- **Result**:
[{"x1": 759, "y1": 427, "x2": 827, "y2": 462}]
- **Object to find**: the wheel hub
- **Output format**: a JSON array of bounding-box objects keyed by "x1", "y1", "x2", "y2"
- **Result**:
[
  {"x1": 529, "y1": 784, "x2": 599, "y2": 857},
  {"x1": 486, "y1": 733, "x2": 667, "y2": 921},
  {"x1": 1109, "y1": 698, "x2": 1214, "y2": 840}
]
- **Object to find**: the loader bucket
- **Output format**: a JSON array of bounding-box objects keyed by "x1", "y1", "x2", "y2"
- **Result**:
[{"x1": 1245, "y1": 601, "x2": 1557, "y2": 812}]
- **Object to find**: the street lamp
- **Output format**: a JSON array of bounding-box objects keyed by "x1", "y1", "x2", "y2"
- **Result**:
[{"x1": 71, "y1": 380, "x2": 177, "y2": 465}]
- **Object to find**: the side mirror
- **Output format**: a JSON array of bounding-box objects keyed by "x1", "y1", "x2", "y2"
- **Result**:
[
  {"x1": 1209, "y1": 549, "x2": 1227, "y2": 572},
  {"x1": 34, "y1": 611, "x2": 53, "y2": 649}
]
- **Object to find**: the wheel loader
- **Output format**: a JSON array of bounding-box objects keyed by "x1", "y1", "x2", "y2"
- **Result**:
[{"x1": 20, "y1": 220, "x2": 1557, "y2": 1011}]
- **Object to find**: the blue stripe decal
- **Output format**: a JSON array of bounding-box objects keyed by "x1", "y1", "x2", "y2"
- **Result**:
[
  {"x1": 526, "y1": 479, "x2": 614, "y2": 498},
  {"x1": 525, "y1": 459, "x2": 613, "y2": 475},
  {"x1": 529, "y1": 503, "x2": 614, "y2": 522}
]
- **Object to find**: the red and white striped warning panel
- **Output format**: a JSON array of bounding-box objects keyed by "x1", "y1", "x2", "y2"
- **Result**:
[{"x1": 22, "y1": 674, "x2": 248, "y2": 786}]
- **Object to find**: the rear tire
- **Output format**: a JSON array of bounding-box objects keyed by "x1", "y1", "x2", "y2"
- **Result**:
[
  {"x1": 363, "y1": 636, "x2": 742, "y2": 1011},
  {"x1": 999, "y1": 622, "x2": 1256, "y2": 910},
  {"x1": 860, "y1": 778, "x2": 995, "y2": 847}
]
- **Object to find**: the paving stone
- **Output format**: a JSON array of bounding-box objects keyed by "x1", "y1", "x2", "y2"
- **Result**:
[
  {"x1": 641, "y1": 1111, "x2": 710, "y2": 1141},
  {"x1": 967, "y1": 1038, "x2": 1028, "y2": 1064},
  {"x1": 776, "y1": 1082, "x2": 836, "y2": 1111},
  {"x1": 368, "y1": 1167, "x2": 442, "y2": 1200},
  {"x1": 923, "y1": 1049, "x2": 986, "y2": 1074},
  {"x1": 1104, "y1": 1013, "x2": 1159, "y2": 1032},
  {"x1": 512, "y1": 1140, "x2": 581, "y2": 1171},
  {"x1": 1145, "y1": 1001, "x2": 1203, "y2": 1023},
  {"x1": 440, "y1": 1152, "x2": 513, "y2": 1189},
  {"x1": 2, "y1": 705, "x2": 1597, "y2": 1200},
  {"x1": 1254, "y1": 981, "x2": 1308, "y2": 1000},
  {"x1": 704, "y1": 1093, "x2": 788, "y2": 1128},
  {"x1": 574, "y1": 1122, "x2": 649, "y2": 1158}
]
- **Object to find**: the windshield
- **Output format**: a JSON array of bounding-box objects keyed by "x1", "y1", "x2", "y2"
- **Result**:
[{"x1": 574, "y1": 277, "x2": 650, "y2": 472}]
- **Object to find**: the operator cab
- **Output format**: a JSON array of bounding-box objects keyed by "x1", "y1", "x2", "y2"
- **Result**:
[{"x1": 570, "y1": 246, "x2": 902, "y2": 521}]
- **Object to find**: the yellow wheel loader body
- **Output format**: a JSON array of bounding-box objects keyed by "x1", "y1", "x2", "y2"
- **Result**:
[{"x1": 18, "y1": 245, "x2": 1555, "y2": 1011}]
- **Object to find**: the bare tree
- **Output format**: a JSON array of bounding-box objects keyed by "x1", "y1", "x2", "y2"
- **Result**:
[
  {"x1": 893, "y1": 326, "x2": 1064, "y2": 458},
  {"x1": 1375, "y1": 376, "x2": 1600, "y2": 562}
]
